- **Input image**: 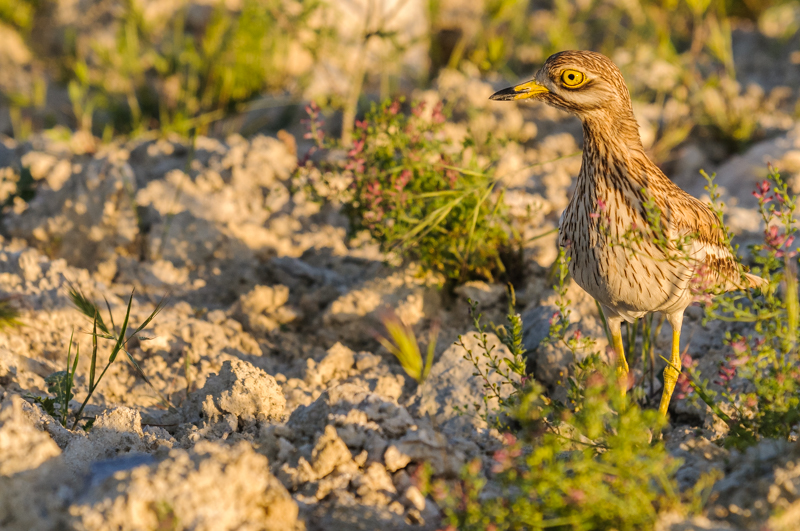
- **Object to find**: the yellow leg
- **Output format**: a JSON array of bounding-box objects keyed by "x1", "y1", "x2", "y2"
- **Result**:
[
  {"x1": 607, "y1": 317, "x2": 629, "y2": 395},
  {"x1": 659, "y1": 316, "x2": 683, "y2": 416}
]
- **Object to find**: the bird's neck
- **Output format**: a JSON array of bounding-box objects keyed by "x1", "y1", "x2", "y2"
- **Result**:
[
  {"x1": 578, "y1": 108, "x2": 648, "y2": 191},
  {"x1": 581, "y1": 108, "x2": 643, "y2": 153},
  {"x1": 572, "y1": 108, "x2": 657, "y2": 219}
]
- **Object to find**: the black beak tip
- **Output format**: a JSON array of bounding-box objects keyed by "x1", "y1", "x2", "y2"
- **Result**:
[{"x1": 489, "y1": 86, "x2": 518, "y2": 101}]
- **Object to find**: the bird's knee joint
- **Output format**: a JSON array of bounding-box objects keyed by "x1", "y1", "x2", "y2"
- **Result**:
[{"x1": 663, "y1": 365, "x2": 680, "y2": 385}]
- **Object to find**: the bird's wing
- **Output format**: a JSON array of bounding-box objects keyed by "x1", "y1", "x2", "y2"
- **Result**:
[{"x1": 665, "y1": 191, "x2": 765, "y2": 291}]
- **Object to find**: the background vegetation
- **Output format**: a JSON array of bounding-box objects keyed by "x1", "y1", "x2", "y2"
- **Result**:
[{"x1": 0, "y1": 0, "x2": 797, "y2": 150}]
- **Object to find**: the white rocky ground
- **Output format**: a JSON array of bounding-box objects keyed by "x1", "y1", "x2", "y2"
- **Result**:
[{"x1": 1, "y1": 68, "x2": 800, "y2": 530}]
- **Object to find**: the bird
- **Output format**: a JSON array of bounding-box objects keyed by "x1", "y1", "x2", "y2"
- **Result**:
[{"x1": 489, "y1": 50, "x2": 765, "y2": 416}]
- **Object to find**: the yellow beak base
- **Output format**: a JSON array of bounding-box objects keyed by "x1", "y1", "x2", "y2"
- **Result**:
[{"x1": 489, "y1": 80, "x2": 550, "y2": 101}]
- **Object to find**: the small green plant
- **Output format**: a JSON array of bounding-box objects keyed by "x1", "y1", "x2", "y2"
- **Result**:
[
  {"x1": 30, "y1": 332, "x2": 79, "y2": 427},
  {"x1": 301, "y1": 98, "x2": 519, "y2": 284},
  {"x1": 434, "y1": 279, "x2": 691, "y2": 530},
  {"x1": 376, "y1": 312, "x2": 438, "y2": 385},
  {"x1": 454, "y1": 285, "x2": 527, "y2": 428},
  {"x1": 28, "y1": 287, "x2": 168, "y2": 430},
  {"x1": 429, "y1": 375, "x2": 681, "y2": 531},
  {"x1": 681, "y1": 165, "x2": 800, "y2": 449}
]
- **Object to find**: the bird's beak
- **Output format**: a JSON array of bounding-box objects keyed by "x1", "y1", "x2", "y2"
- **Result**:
[{"x1": 489, "y1": 79, "x2": 549, "y2": 101}]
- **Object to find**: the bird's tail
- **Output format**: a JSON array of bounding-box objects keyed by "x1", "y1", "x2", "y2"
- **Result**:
[{"x1": 744, "y1": 272, "x2": 768, "y2": 291}]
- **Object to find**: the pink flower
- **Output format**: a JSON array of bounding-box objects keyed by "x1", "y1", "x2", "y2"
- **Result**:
[
  {"x1": 567, "y1": 489, "x2": 586, "y2": 505},
  {"x1": 304, "y1": 101, "x2": 320, "y2": 118},
  {"x1": 714, "y1": 362, "x2": 736, "y2": 386},
  {"x1": 348, "y1": 139, "x2": 365, "y2": 157},
  {"x1": 689, "y1": 263, "x2": 715, "y2": 306},
  {"x1": 388, "y1": 100, "x2": 401, "y2": 115},
  {"x1": 431, "y1": 102, "x2": 445, "y2": 124},
  {"x1": 729, "y1": 355, "x2": 750, "y2": 367},
  {"x1": 395, "y1": 169, "x2": 412, "y2": 192},
  {"x1": 344, "y1": 156, "x2": 365, "y2": 173},
  {"x1": 590, "y1": 199, "x2": 607, "y2": 220},
  {"x1": 447, "y1": 171, "x2": 458, "y2": 187},
  {"x1": 492, "y1": 434, "x2": 521, "y2": 473},
  {"x1": 730, "y1": 337, "x2": 748, "y2": 355},
  {"x1": 675, "y1": 374, "x2": 692, "y2": 399},
  {"x1": 764, "y1": 225, "x2": 797, "y2": 258},
  {"x1": 675, "y1": 352, "x2": 695, "y2": 399},
  {"x1": 753, "y1": 180, "x2": 771, "y2": 201}
]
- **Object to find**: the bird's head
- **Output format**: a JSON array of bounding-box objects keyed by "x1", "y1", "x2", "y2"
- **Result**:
[{"x1": 490, "y1": 50, "x2": 633, "y2": 119}]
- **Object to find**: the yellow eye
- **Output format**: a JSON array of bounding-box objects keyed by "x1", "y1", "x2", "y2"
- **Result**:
[{"x1": 561, "y1": 69, "x2": 587, "y2": 88}]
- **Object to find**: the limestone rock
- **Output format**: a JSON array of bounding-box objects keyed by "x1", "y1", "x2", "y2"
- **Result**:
[
  {"x1": 184, "y1": 359, "x2": 286, "y2": 431},
  {"x1": 69, "y1": 441, "x2": 298, "y2": 531}
]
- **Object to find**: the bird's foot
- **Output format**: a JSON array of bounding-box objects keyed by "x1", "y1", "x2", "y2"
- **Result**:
[{"x1": 658, "y1": 368, "x2": 680, "y2": 416}]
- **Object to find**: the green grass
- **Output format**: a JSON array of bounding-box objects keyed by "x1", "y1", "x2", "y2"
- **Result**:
[
  {"x1": 61, "y1": 0, "x2": 327, "y2": 137},
  {"x1": 376, "y1": 312, "x2": 438, "y2": 385},
  {"x1": 27, "y1": 287, "x2": 169, "y2": 430}
]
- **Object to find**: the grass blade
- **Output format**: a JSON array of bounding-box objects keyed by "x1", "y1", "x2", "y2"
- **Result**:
[
  {"x1": 63, "y1": 331, "x2": 75, "y2": 427},
  {"x1": 68, "y1": 284, "x2": 110, "y2": 335},
  {"x1": 109, "y1": 291, "x2": 133, "y2": 363},
  {"x1": 376, "y1": 314, "x2": 428, "y2": 383},
  {"x1": 128, "y1": 294, "x2": 168, "y2": 339},
  {"x1": 0, "y1": 298, "x2": 21, "y2": 330},
  {"x1": 104, "y1": 296, "x2": 117, "y2": 335},
  {"x1": 69, "y1": 342, "x2": 79, "y2": 422},
  {"x1": 435, "y1": 164, "x2": 490, "y2": 179},
  {"x1": 122, "y1": 348, "x2": 175, "y2": 410},
  {"x1": 89, "y1": 313, "x2": 98, "y2": 391},
  {"x1": 462, "y1": 182, "x2": 495, "y2": 273},
  {"x1": 394, "y1": 194, "x2": 466, "y2": 249}
]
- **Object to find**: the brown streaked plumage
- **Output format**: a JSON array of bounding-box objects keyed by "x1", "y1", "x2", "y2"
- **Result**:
[{"x1": 490, "y1": 50, "x2": 765, "y2": 416}]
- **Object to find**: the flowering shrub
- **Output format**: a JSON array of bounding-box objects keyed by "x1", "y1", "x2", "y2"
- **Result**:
[
  {"x1": 300, "y1": 99, "x2": 518, "y2": 284},
  {"x1": 438, "y1": 275, "x2": 690, "y2": 530},
  {"x1": 684, "y1": 165, "x2": 800, "y2": 449},
  {"x1": 429, "y1": 373, "x2": 682, "y2": 531}
]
